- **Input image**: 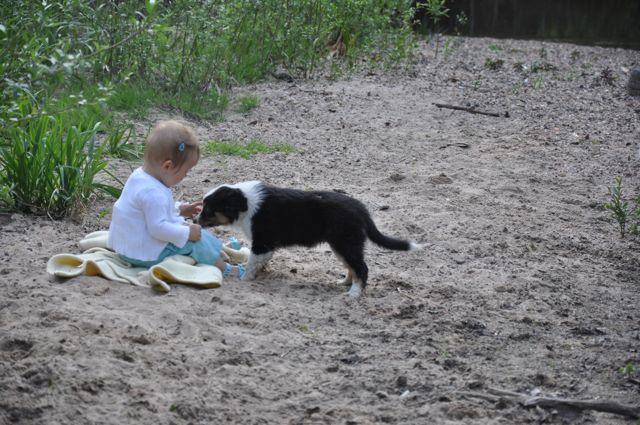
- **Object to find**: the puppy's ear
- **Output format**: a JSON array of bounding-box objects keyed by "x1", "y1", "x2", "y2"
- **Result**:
[
  {"x1": 217, "y1": 187, "x2": 248, "y2": 212},
  {"x1": 228, "y1": 188, "x2": 249, "y2": 212}
]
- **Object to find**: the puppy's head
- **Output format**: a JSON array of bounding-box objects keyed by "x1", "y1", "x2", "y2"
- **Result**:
[{"x1": 195, "y1": 186, "x2": 248, "y2": 227}]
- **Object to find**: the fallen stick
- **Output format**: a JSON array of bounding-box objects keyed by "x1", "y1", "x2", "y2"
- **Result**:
[
  {"x1": 456, "y1": 391, "x2": 501, "y2": 403},
  {"x1": 523, "y1": 396, "x2": 640, "y2": 419},
  {"x1": 458, "y1": 388, "x2": 640, "y2": 419},
  {"x1": 433, "y1": 103, "x2": 503, "y2": 117}
]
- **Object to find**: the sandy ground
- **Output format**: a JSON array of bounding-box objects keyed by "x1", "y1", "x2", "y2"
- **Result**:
[{"x1": 1, "y1": 37, "x2": 639, "y2": 424}]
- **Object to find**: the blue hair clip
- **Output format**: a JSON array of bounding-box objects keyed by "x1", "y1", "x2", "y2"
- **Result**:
[{"x1": 178, "y1": 142, "x2": 185, "y2": 152}]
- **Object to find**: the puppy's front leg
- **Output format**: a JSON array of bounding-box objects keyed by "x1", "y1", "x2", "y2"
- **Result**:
[{"x1": 242, "y1": 250, "x2": 273, "y2": 281}]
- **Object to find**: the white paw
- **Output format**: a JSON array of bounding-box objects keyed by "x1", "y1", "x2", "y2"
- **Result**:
[
  {"x1": 348, "y1": 282, "x2": 363, "y2": 298},
  {"x1": 410, "y1": 242, "x2": 423, "y2": 251},
  {"x1": 241, "y1": 271, "x2": 255, "y2": 281}
]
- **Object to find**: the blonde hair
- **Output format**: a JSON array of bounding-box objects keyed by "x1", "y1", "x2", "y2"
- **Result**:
[{"x1": 144, "y1": 120, "x2": 200, "y2": 169}]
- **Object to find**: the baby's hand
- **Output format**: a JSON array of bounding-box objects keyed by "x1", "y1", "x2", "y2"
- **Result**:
[
  {"x1": 180, "y1": 201, "x2": 203, "y2": 219},
  {"x1": 188, "y1": 223, "x2": 202, "y2": 241}
]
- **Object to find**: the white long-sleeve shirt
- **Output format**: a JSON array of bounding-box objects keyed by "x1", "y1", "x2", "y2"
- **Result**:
[{"x1": 107, "y1": 167, "x2": 189, "y2": 261}]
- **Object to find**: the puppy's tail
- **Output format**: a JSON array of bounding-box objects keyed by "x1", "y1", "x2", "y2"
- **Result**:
[{"x1": 365, "y1": 217, "x2": 420, "y2": 251}]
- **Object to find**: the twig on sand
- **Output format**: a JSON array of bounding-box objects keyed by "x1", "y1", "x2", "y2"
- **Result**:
[
  {"x1": 433, "y1": 103, "x2": 505, "y2": 117},
  {"x1": 457, "y1": 387, "x2": 640, "y2": 419},
  {"x1": 456, "y1": 391, "x2": 501, "y2": 403}
]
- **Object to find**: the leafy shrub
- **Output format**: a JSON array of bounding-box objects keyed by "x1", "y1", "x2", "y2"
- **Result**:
[
  {"x1": 2, "y1": 0, "x2": 415, "y2": 120},
  {"x1": 0, "y1": 107, "x2": 121, "y2": 218},
  {"x1": 149, "y1": 0, "x2": 416, "y2": 87}
]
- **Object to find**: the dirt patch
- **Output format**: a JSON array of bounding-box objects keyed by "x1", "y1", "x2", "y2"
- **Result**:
[{"x1": 1, "y1": 37, "x2": 639, "y2": 424}]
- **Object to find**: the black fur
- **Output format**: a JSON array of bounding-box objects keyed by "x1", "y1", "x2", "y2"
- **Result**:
[{"x1": 197, "y1": 182, "x2": 414, "y2": 291}]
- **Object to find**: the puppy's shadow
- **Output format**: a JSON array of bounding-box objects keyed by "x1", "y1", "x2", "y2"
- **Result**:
[{"x1": 249, "y1": 269, "x2": 345, "y2": 298}]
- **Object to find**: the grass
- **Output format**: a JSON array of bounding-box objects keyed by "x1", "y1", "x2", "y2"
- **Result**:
[
  {"x1": 484, "y1": 57, "x2": 504, "y2": 70},
  {"x1": 102, "y1": 123, "x2": 143, "y2": 160},
  {"x1": 532, "y1": 75, "x2": 545, "y2": 89},
  {"x1": 204, "y1": 139, "x2": 297, "y2": 159},
  {"x1": 107, "y1": 84, "x2": 157, "y2": 118},
  {"x1": 108, "y1": 83, "x2": 229, "y2": 121},
  {"x1": 163, "y1": 89, "x2": 230, "y2": 121},
  {"x1": 238, "y1": 95, "x2": 259, "y2": 113}
]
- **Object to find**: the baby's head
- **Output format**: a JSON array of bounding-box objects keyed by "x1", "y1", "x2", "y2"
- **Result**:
[{"x1": 144, "y1": 120, "x2": 200, "y2": 187}]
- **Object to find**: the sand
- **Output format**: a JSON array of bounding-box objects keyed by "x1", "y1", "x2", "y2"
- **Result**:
[{"x1": 1, "y1": 36, "x2": 639, "y2": 424}]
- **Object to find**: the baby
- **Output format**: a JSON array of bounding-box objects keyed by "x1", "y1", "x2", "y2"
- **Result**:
[{"x1": 107, "y1": 120, "x2": 244, "y2": 278}]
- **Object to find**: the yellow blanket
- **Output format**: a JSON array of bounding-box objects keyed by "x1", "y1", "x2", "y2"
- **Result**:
[{"x1": 46, "y1": 231, "x2": 248, "y2": 293}]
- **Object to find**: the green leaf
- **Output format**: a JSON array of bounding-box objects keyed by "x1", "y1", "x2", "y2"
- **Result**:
[
  {"x1": 146, "y1": 0, "x2": 158, "y2": 16},
  {"x1": 94, "y1": 183, "x2": 122, "y2": 199}
]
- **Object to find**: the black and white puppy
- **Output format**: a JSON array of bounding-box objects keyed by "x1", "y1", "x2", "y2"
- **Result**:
[{"x1": 195, "y1": 181, "x2": 420, "y2": 298}]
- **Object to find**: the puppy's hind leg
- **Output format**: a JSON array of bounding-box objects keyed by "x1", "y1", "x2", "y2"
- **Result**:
[
  {"x1": 331, "y1": 242, "x2": 368, "y2": 298},
  {"x1": 242, "y1": 251, "x2": 273, "y2": 281},
  {"x1": 331, "y1": 248, "x2": 355, "y2": 286},
  {"x1": 347, "y1": 265, "x2": 368, "y2": 299}
]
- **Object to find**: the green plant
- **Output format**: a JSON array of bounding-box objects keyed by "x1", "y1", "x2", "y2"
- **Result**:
[
  {"x1": 103, "y1": 123, "x2": 143, "y2": 160},
  {"x1": 148, "y1": 0, "x2": 416, "y2": 87},
  {"x1": 0, "y1": 185, "x2": 13, "y2": 211},
  {"x1": 0, "y1": 1, "x2": 157, "y2": 119},
  {"x1": 484, "y1": 58, "x2": 504, "y2": 70},
  {"x1": 604, "y1": 176, "x2": 640, "y2": 238},
  {"x1": 632, "y1": 196, "x2": 640, "y2": 235},
  {"x1": 238, "y1": 95, "x2": 259, "y2": 113},
  {"x1": 2, "y1": 1, "x2": 416, "y2": 123},
  {"x1": 107, "y1": 84, "x2": 157, "y2": 118},
  {"x1": 618, "y1": 362, "x2": 637, "y2": 376},
  {"x1": 417, "y1": 0, "x2": 449, "y2": 58},
  {"x1": 97, "y1": 207, "x2": 112, "y2": 223},
  {"x1": 442, "y1": 37, "x2": 451, "y2": 56},
  {"x1": 298, "y1": 324, "x2": 310, "y2": 333},
  {"x1": 106, "y1": 82, "x2": 230, "y2": 121},
  {"x1": 538, "y1": 47, "x2": 547, "y2": 59},
  {"x1": 0, "y1": 112, "x2": 121, "y2": 218},
  {"x1": 531, "y1": 61, "x2": 558, "y2": 73},
  {"x1": 533, "y1": 75, "x2": 544, "y2": 89},
  {"x1": 204, "y1": 139, "x2": 297, "y2": 160},
  {"x1": 618, "y1": 360, "x2": 640, "y2": 387}
]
